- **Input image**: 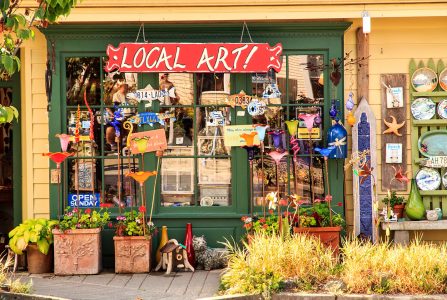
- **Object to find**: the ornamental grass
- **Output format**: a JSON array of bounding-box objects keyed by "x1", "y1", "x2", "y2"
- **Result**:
[
  {"x1": 0, "y1": 254, "x2": 32, "y2": 293},
  {"x1": 220, "y1": 233, "x2": 336, "y2": 298},
  {"x1": 341, "y1": 238, "x2": 447, "y2": 294},
  {"x1": 220, "y1": 234, "x2": 447, "y2": 298}
]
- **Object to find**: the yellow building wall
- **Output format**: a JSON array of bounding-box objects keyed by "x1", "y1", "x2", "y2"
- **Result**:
[
  {"x1": 344, "y1": 17, "x2": 447, "y2": 241},
  {"x1": 20, "y1": 29, "x2": 49, "y2": 220}
]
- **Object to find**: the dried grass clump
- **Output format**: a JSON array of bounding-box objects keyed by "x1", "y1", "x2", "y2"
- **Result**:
[
  {"x1": 0, "y1": 254, "x2": 32, "y2": 294},
  {"x1": 341, "y1": 238, "x2": 447, "y2": 294},
  {"x1": 220, "y1": 233, "x2": 336, "y2": 298}
]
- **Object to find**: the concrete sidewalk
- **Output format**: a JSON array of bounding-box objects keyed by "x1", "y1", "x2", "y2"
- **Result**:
[{"x1": 15, "y1": 270, "x2": 222, "y2": 300}]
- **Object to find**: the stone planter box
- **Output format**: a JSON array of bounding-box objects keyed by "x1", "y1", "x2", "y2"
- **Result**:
[
  {"x1": 293, "y1": 226, "x2": 341, "y2": 256},
  {"x1": 113, "y1": 236, "x2": 151, "y2": 273},
  {"x1": 52, "y1": 228, "x2": 102, "y2": 275}
]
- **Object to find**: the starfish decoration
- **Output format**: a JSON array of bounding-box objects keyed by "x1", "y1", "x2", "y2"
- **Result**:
[
  {"x1": 358, "y1": 163, "x2": 374, "y2": 184},
  {"x1": 383, "y1": 115, "x2": 405, "y2": 136},
  {"x1": 392, "y1": 165, "x2": 410, "y2": 184}
]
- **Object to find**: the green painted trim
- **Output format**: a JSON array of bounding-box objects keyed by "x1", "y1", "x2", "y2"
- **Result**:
[{"x1": 0, "y1": 71, "x2": 22, "y2": 226}]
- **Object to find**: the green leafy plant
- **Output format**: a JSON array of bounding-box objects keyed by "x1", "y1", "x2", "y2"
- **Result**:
[
  {"x1": 382, "y1": 191, "x2": 406, "y2": 207},
  {"x1": 297, "y1": 202, "x2": 345, "y2": 228},
  {"x1": 115, "y1": 208, "x2": 156, "y2": 237},
  {"x1": 0, "y1": 104, "x2": 18, "y2": 124},
  {"x1": 57, "y1": 207, "x2": 110, "y2": 232},
  {"x1": 8, "y1": 218, "x2": 58, "y2": 255},
  {"x1": 0, "y1": 0, "x2": 80, "y2": 78}
]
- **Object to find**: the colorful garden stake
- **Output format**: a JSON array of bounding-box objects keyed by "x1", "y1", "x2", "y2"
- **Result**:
[
  {"x1": 268, "y1": 150, "x2": 287, "y2": 206},
  {"x1": 314, "y1": 146, "x2": 336, "y2": 226},
  {"x1": 254, "y1": 124, "x2": 269, "y2": 217},
  {"x1": 241, "y1": 132, "x2": 259, "y2": 217},
  {"x1": 56, "y1": 134, "x2": 70, "y2": 152},
  {"x1": 298, "y1": 113, "x2": 318, "y2": 203},
  {"x1": 268, "y1": 129, "x2": 284, "y2": 150},
  {"x1": 285, "y1": 120, "x2": 300, "y2": 194}
]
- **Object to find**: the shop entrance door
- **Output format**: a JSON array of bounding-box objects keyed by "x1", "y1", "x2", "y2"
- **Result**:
[{"x1": 0, "y1": 71, "x2": 21, "y2": 254}]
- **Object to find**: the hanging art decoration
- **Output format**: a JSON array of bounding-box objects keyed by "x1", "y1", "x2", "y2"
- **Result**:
[
  {"x1": 225, "y1": 90, "x2": 252, "y2": 109},
  {"x1": 105, "y1": 43, "x2": 283, "y2": 73},
  {"x1": 382, "y1": 115, "x2": 405, "y2": 137},
  {"x1": 223, "y1": 125, "x2": 260, "y2": 147},
  {"x1": 206, "y1": 111, "x2": 225, "y2": 127},
  {"x1": 346, "y1": 92, "x2": 356, "y2": 127},
  {"x1": 247, "y1": 98, "x2": 267, "y2": 116},
  {"x1": 327, "y1": 120, "x2": 348, "y2": 159},
  {"x1": 127, "y1": 111, "x2": 176, "y2": 127},
  {"x1": 129, "y1": 129, "x2": 168, "y2": 154}
]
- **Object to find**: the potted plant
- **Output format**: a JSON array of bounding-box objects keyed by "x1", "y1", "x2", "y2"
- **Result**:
[
  {"x1": 113, "y1": 207, "x2": 156, "y2": 273},
  {"x1": 8, "y1": 218, "x2": 58, "y2": 273},
  {"x1": 382, "y1": 191, "x2": 406, "y2": 219},
  {"x1": 292, "y1": 199, "x2": 345, "y2": 256},
  {"x1": 52, "y1": 207, "x2": 110, "y2": 275}
]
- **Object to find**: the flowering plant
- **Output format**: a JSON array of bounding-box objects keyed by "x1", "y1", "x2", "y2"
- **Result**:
[
  {"x1": 57, "y1": 207, "x2": 110, "y2": 232},
  {"x1": 241, "y1": 215, "x2": 279, "y2": 235},
  {"x1": 115, "y1": 208, "x2": 156, "y2": 237}
]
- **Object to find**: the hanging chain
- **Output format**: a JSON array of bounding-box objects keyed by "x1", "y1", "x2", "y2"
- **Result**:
[
  {"x1": 135, "y1": 23, "x2": 148, "y2": 43},
  {"x1": 239, "y1": 21, "x2": 254, "y2": 43}
]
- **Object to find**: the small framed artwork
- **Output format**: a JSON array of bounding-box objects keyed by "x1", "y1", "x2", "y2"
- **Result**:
[
  {"x1": 385, "y1": 143, "x2": 403, "y2": 163},
  {"x1": 386, "y1": 87, "x2": 404, "y2": 108}
]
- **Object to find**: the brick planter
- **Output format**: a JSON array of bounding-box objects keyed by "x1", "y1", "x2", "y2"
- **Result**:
[
  {"x1": 52, "y1": 228, "x2": 102, "y2": 275},
  {"x1": 293, "y1": 226, "x2": 341, "y2": 256},
  {"x1": 113, "y1": 236, "x2": 151, "y2": 273}
]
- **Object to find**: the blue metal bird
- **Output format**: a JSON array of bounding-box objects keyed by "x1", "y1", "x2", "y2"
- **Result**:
[{"x1": 314, "y1": 146, "x2": 336, "y2": 158}]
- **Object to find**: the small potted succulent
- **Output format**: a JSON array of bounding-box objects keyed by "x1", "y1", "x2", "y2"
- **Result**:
[
  {"x1": 382, "y1": 191, "x2": 406, "y2": 219},
  {"x1": 52, "y1": 207, "x2": 110, "y2": 275},
  {"x1": 8, "y1": 218, "x2": 58, "y2": 273},
  {"x1": 113, "y1": 206, "x2": 156, "y2": 273}
]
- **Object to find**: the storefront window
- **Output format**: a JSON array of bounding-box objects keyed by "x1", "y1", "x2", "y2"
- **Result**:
[
  {"x1": 251, "y1": 55, "x2": 326, "y2": 206},
  {"x1": 160, "y1": 73, "x2": 232, "y2": 207}
]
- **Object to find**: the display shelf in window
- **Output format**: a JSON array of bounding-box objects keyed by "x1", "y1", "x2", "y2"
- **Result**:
[{"x1": 199, "y1": 184, "x2": 231, "y2": 207}]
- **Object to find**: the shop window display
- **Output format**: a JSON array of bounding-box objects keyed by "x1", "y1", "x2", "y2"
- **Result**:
[{"x1": 251, "y1": 55, "x2": 326, "y2": 206}]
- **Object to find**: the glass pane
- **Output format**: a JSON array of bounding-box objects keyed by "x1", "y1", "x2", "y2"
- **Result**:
[
  {"x1": 103, "y1": 69, "x2": 139, "y2": 106},
  {"x1": 67, "y1": 156, "x2": 101, "y2": 207},
  {"x1": 196, "y1": 73, "x2": 230, "y2": 105},
  {"x1": 66, "y1": 57, "x2": 101, "y2": 105},
  {"x1": 162, "y1": 107, "x2": 194, "y2": 146},
  {"x1": 199, "y1": 184, "x2": 231, "y2": 207},
  {"x1": 158, "y1": 73, "x2": 193, "y2": 105},
  {"x1": 161, "y1": 156, "x2": 194, "y2": 207},
  {"x1": 287, "y1": 55, "x2": 324, "y2": 104}
]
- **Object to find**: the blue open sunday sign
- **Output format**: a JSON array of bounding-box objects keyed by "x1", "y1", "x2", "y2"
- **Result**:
[{"x1": 68, "y1": 193, "x2": 100, "y2": 208}]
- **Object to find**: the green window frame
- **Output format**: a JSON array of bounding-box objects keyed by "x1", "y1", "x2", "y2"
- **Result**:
[{"x1": 45, "y1": 23, "x2": 349, "y2": 225}]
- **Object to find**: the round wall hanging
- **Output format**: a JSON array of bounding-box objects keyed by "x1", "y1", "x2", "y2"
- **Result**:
[
  {"x1": 443, "y1": 171, "x2": 447, "y2": 188},
  {"x1": 411, "y1": 97, "x2": 436, "y2": 120},
  {"x1": 416, "y1": 167, "x2": 441, "y2": 191},
  {"x1": 438, "y1": 99, "x2": 447, "y2": 119},
  {"x1": 411, "y1": 68, "x2": 438, "y2": 92},
  {"x1": 439, "y1": 68, "x2": 447, "y2": 91}
]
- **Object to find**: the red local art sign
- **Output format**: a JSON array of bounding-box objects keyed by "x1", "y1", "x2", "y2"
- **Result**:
[{"x1": 105, "y1": 43, "x2": 283, "y2": 73}]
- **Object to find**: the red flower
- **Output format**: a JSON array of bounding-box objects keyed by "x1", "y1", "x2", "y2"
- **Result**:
[
  {"x1": 241, "y1": 216, "x2": 247, "y2": 222},
  {"x1": 314, "y1": 198, "x2": 322, "y2": 203},
  {"x1": 279, "y1": 199, "x2": 288, "y2": 206},
  {"x1": 85, "y1": 208, "x2": 91, "y2": 214},
  {"x1": 243, "y1": 223, "x2": 252, "y2": 229},
  {"x1": 283, "y1": 211, "x2": 289, "y2": 217},
  {"x1": 139, "y1": 206, "x2": 146, "y2": 213},
  {"x1": 268, "y1": 209, "x2": 274, "y2": 215},
  {"x1": 324, "y1": 195, "x2": 333, "y2": 202},
  {"x1": 107, "y1": 222, "x2": 113, "y2": 228},
  {"x1": 72, "y1": 207, "x2": 78, "y2": 213},
  {"x1": 259, "y1": 218, "x2": 266, "y2": 224},
  {"x1": 337, "y1": 202, "x2": 343, "y2": 207},
  {"x1": 262, "y1": 224, "x2": 268, "y2": 229}
]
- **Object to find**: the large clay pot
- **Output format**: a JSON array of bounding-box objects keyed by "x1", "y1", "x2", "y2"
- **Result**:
[
  {"x1": 52, "y1": 228, "x2": 102, "y2": 275},
  {"x1": 405, "y1": 179, "x2": 426, "y2": 220},
  {"x1": 184, "y1": 223, "x2": 196, "y2": 268},
  {"x1": 27, "y1": 243, "x2": 52, "y2": 274},
  {"x1": 293, "y1": 226, "x2": 341, "y2": 257},
  {"x1": 393, "y1": 204, "x2": 405, "y2": 219},
  {"x1": 114, "y1": 236, "x2": 151, "y2": 273},
  {"x1": 156, "y1": 226, "x2": 168, "y2": 265}
]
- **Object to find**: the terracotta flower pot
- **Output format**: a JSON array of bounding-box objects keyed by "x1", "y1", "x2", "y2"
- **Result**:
[
  {"x1": 53, "y1": 228, "x2": 102, "y2": 275},
  {"x1": 113, "y1": 236, "x2": 151, "y2": 273},
  {"x1": 293, "y1": 226, "x2": 341, "y2": 257},
  {"x1": 27, "y1": 243, "x2": 53, "y2": 274},
  {"x1": 393, "y1": 204, "x2": 405, "y2": 219}
]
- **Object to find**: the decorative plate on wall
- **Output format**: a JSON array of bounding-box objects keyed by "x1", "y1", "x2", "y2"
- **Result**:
[
  {"x1": 438, "y1": 99, "x2": 447, "y2": 119},
  {"x1": 411, "y1": 68, "x2": 438, "y2": 92},
  {"x1": 439, "y1": 68, "x2": 447, "y2": 91},
  {"x1": 416, "y1": 167, "x2": 441, "y2": 191},
  {"x1": 442, "y1": 171, "x2": 447, "y2": 188},
  {"x1": 411, "y1": 97, "x2": 436, "y2": 120},
  {"x1": 418, "y1": 130, "x2": 447, "y2": 157}
]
